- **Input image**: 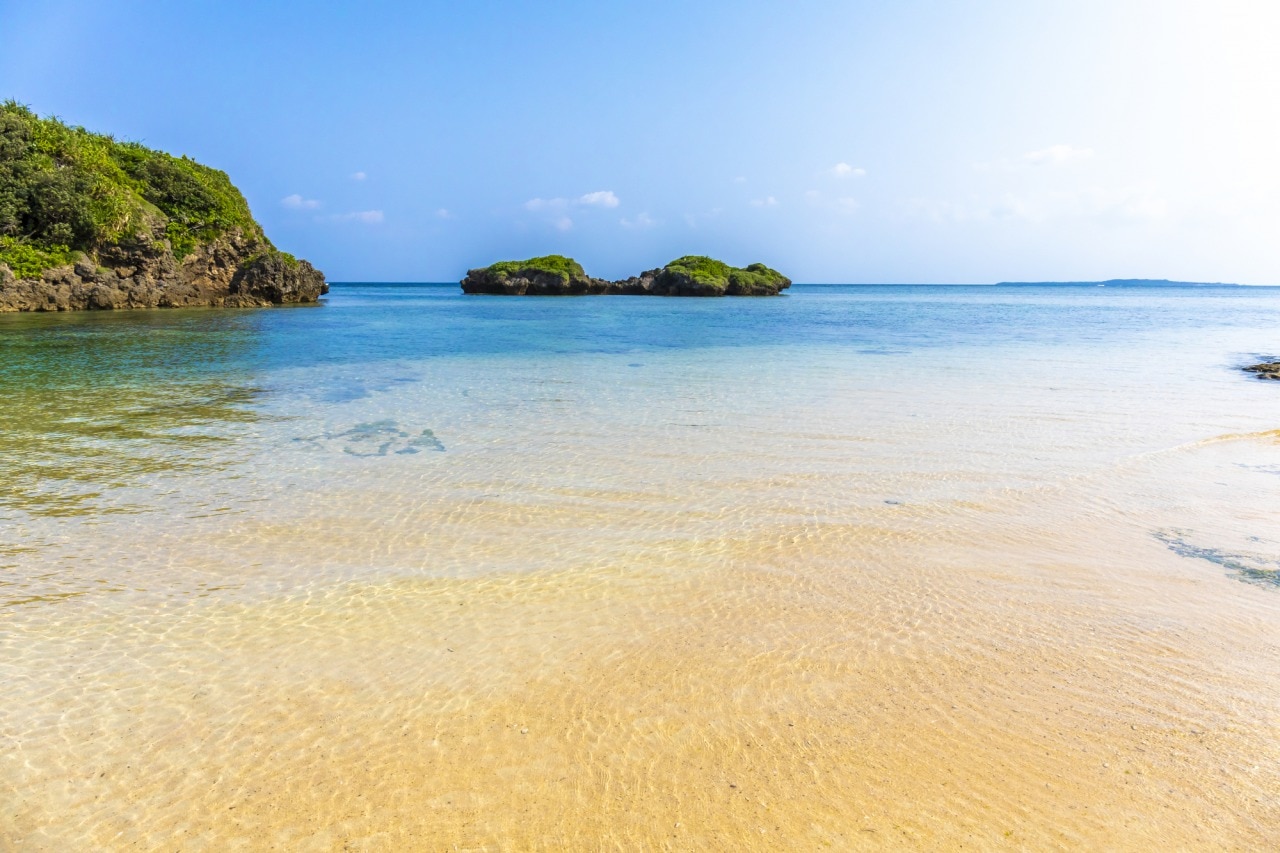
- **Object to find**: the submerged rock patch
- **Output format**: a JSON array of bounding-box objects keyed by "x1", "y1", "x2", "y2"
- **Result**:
[
  {"x1": 1155, "y1": 529, "x2": 1280, "y2": 587},
  {"x1": 1243, "y1": 360, "x2": 1280, "y2": 380},
  {"x1": 295, "y1": 421, "x2": 445, "y2": 457}
]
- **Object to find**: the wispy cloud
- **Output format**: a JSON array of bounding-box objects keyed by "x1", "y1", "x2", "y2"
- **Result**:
[
  {"x1": 526, "y1": 190, "x2": 620, "y2": 211},
  {"x1": 620, "y1": 212, "x2": 657, "y2": 229},
  {"x1": 327, "y1": 210, "x2": 384, "y2": 224},
  {"x1": 683, "y1": 207, "x2": 724, "y2": 229},
  {"x1": 435, "y1": 208, "x2": 453, "y2": 219},
  {"x1": 350, "y1": 171, "x2": 367, "y2": 181},
  {"x1": 523, "y1": 190, "x2": 619, "y2": 229},
  {"x1": 524, "y1": 197, "x2": 563, "y2": 212},
  {"x1": 804, "y1": 190, "x2": 859, "y2": 215},
  {"x1": 831, "y1": 162, "x2": 866, "y2": 178},
  {"x1": 1023, "y1": 144, "x2": 1094, "y2": 166},
  {"x1": 750, "y1": 196, "x2": 778, "y2": 207},
  {"x1": 903, "y1": 185, "x2": 1165, "y2": 225},
  {"x1": 578, "y1": 190, "x2": 619, "y2": 208},
  {"x1": 902, "y1": 198, "x2": 974, "y2": 223},
  {"x1": 282, "y1": 193, "x2": 320, "y2": 210}
]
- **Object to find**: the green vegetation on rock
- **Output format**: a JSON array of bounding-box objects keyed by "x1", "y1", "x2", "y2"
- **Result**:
[
  {"x1": 0, "y1": 100, "x2": 269, "y2": 277},
  {"x1": 0, "y1": 102, "x2": 325, "y2": 312},
  {"x1": 484, "y1": 255, "x2": 585, "y2": 283},
  {"x1": 662, "y1": 255, "x2": 734, "y2": 287},
  {"x1": 461, "y1": 255, "x2": 600, "y2": 295},
  {"x1": 658, "y1": 255, "x2": 791, "y2": 295},
  {"x1": 461, "y1": 254, "x2": 790, "y2": 297},
  {"x1": 0, "y1": 236, "x2": 78, "y2": 280},
  {"x1": 730, "y1": 262, "x2": 789, "y2": 290},
  {"x1": 239, "y1": 248, "x2": 300, "y2": 271}
]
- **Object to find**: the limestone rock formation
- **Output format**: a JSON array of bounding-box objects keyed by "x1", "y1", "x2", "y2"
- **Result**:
[
  {"x1": 460, "y1": 255, "x2": 610, "y2": 295},
  {"x1": 461, "y1": 255, "x2": 790, "y2": 297},
  {"x1": 0, "y1": 230, "x2": 325, "y2": 312},
  {"x1": 0, "y1": 101, "x2": 326, "y2": 312}
]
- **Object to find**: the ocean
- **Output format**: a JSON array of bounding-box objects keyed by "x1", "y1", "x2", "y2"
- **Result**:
[{"x1": 3, "y1": 283, "x2": 1279, "y2": 849}]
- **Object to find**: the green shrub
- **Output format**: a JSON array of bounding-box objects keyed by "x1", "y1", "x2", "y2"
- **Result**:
[
  {"x1": 728, "y1": 262, "x2": 788, "y2": 290},
  {"x1": 0, "y1": 100, "x2": 268, "y2": 278},
  {"x1": 657, "y1": 256, "x2": 789, "y2": 295},
  {"x1": 0, "y1": 236, "x2": 77, "y2": 279},
  {"x1": 663, "y1": 255, "x2": 733, "y2": 287},
  {"x1": 485, "y1": 255, "x2": 584, "y2": 282}
]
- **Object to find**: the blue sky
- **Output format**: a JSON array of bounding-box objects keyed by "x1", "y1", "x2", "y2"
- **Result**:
[{"x1": 3, "y1": 0, "x2": 1279, "y2": 283}]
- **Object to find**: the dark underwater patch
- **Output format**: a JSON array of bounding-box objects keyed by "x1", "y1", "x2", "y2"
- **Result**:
[
  {"x1": 294, "y1": 420, "x2": 445, "y2": 456},
  {"x1": 1154, "y1": 529, "x2": 1280, "y2": 588}
]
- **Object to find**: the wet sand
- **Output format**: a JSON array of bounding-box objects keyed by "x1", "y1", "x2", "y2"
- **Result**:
[{"x1": 5, "y1": 434, "x2": 1279, "y2": 850}]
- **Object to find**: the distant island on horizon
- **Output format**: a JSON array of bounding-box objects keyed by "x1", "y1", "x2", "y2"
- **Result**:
[{"x1": 995, "y1": 279, "x2": 1242, "y2": 287}]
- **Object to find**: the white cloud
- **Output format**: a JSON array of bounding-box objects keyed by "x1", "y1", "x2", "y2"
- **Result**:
[
  {"x1": 523, "y1": 197, "x2": 563, "y2": 212},
  {"x1": 733, "y1": 176, "x2": 747, "y2": 183},
  {"x1": 620, "y1": 212, "x2": 657, "y2": 229},
  {"x1": 907, "y1": 194, "x2": 1038, "y2": 223},
  {"x1": 1023, "y1": 144, "x2": 1095, "y2": 166},
  {"x1": 805, "y1": 190, "x2": 859, "y2": 215},
  {"x1": 989, "y1": 194, "x2": 1038, "y2": 221},
  {"x1": 832, "y1": 162, "x2": 867, "y2": 178},
  {"x1": 328, "y1": 210, "x2": 384, "y2": 224},
  {"x1": 578, "y1": 190, "x2": 620, "y2": 208},
  {"x1": 282, "y1": 193, "x2": 320, "y2": 210},
  {"x1": 902, "y1": 198, "x2": 975, "y2": 223},
  {"x1": 750, "y1": 196, "x2": 778, "y2": 207},
  {"x1": 683, "y1": 208, "x2": 723, "y2": 229},
  {"x1": 902, "y1": 185, "x2": 1166, "y2": 225},
  {"x1": 525, "y1": 191, "x2": 620, "y2": 211},
  {"x1": 1061, "y1": 186, "x2": 1168, "y2": 221},
  {"x1": 436, "y1": 208, "x2": 453, "y2": 219},
  {"x1": 523, "y1": 191, "x2": 619, "y2": 229},
  {"x1": 351, "y1": 171, "x2": 367, "y2": 181}
]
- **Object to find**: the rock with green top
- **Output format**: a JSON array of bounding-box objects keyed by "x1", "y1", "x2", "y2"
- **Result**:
[
  {"x1": 0, "y1": 101, "x2": 326, "y2": 311},
  {"x1": 461, "y1": 254, "x2": 790, "y2": 296},
  {"x1": 460, "y1": 255, "x2": 609, "y2": 295},
  {"x1": 648, "y1": 255, "x2": 790, "y2": 296}
]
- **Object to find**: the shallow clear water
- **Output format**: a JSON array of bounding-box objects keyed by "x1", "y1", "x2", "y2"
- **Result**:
[{"x1": 3, "y1": 284, "x2": 1280, "y2": 850}]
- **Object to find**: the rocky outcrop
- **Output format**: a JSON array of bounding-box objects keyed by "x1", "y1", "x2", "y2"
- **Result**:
[
  {"x1": 1244, "y1": 361, "x2": 1280, "y2": 380},
  {"x1": 460, "y1": 256, "x2": 610, "y2": 295},
  {"x1": 0, "y1": 101, "x2": 326, "y2": 312},
  {"x1": 461, "y1": 255, "x2": 791, "y2": 297},
  {"x1": 0, "y1": 228, "x2": 326, "y2": 312}
]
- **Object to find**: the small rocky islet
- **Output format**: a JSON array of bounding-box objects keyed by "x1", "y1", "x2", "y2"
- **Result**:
[
  {"x1": 461, "y1": 255, "x2": 791, "y2": 297},
  {"x1": 0, "y1": 102, "x2": 326, "y2": 312}
]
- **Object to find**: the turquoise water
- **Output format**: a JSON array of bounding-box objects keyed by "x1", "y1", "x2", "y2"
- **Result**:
[
  {"x1": 4, "y1": 284, "x2": 1280, "y2": 849},
  {"x1": 4, "y1": 282, "x2": 1280, "y2": 598},
  {"x1": 7, "y1": 282, "x2": 1279, "y2": 380},
  {"x1": 3, "y1": 282, "x2": 1279, "y2": 528}
]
